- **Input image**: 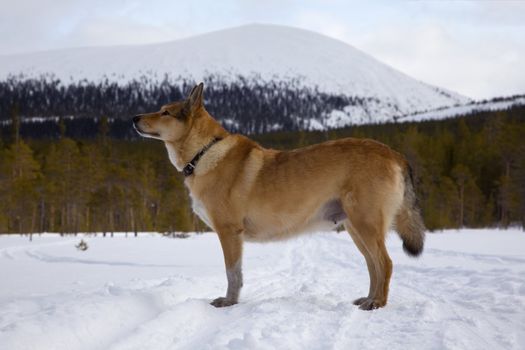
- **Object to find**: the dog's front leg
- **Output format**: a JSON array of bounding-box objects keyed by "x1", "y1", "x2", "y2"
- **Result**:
[{"x1": 211, "y1": 229, "x2": 243, "y2": 307}]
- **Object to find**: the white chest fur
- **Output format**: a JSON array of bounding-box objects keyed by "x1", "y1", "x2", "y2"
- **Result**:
[
  {"x1": 191, "y1": 195, "x2": 214, "y2": 230},
  {"x1": 164, "y1": 143, "x2": 183, "y2": 171}
]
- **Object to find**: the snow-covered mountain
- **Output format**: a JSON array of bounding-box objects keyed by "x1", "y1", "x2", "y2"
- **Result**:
[
  {"x1": 0, "y1": 24, "x2": 471, "y2": 130},
  {"x1": 398, "y1": 95, "x2": 525, "y2": 123}
]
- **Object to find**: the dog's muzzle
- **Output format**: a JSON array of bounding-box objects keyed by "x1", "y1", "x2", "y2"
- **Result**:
[{"x1": 133, "y1": 115, "x2": 160, "y2": 138}]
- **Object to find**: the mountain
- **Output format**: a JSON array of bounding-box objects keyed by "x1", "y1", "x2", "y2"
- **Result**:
[
  {"x1": 399, "y1": 95, "x2": 525, "y2": 123},
  {"x1": 0, "y1": 24, "x2": 471, "y2": 133}
]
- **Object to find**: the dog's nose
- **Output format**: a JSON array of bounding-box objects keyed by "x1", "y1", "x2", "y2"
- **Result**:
[{"x1": 133, "y1": 115, "x2": 141, "y2": 124}]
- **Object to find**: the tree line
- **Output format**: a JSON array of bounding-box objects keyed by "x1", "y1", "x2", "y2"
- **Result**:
[
  {"x1": 0, "y1": 75, "x2": 361, "y2": 135},
  {"x1": 0, "y1": 105, "x2": 523, "y2": 233}
]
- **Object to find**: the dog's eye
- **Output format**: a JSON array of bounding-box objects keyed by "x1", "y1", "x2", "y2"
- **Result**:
[{"x1": 161, "y1": 110, "x2": 170, "y2": 116}]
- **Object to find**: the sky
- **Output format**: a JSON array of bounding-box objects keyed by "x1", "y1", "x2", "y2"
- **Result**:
[{"x1": 0, "y1": 0, "x2": 523, "y2": 99}]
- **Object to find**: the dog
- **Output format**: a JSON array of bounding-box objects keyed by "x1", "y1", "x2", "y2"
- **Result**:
[{"x1": 133, "y1": 83, "x2": 425, "y2": 310}]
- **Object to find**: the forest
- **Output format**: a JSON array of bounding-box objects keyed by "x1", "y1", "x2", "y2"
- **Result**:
[
  {"x1": 0, "y1": 105, "x2": 524, "y2": 234},
  {"x1": 0, "y1": 76, "x2": 359, "y2": 134}
]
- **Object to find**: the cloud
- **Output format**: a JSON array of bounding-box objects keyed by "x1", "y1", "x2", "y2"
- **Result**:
[
  {"x1": 0, "y1": 0, "x2": 79, "y2": 54},
  {"x1": 347, "y1": 18, "x2": 525, "y2": 99},
  {"x1": 293, "y1": 10, "x2": 350, "y2": 42},
  {"x1": 57, "y1": 16, "x2": 184, "y2": 48},
  {"x1": 288, "y1": 1, "x2": 525, "y2": 98},
  {"x1": 0, "y1": 0, "x2": 200, "y2": 53}
]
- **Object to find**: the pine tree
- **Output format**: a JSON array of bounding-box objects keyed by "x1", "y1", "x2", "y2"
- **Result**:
[
  {"x1": 451, "y1": 164, "x2": 472, "y2": 227},
  {"x1": 43, "y1": 138, "x2": 83, "y2": 233},
  {"x1": 0, "y1": 147, "x2": 9, "y2": 232},
  {"x1": 3, "y1": 141, "x2": 41, "y2": 233},
  {"x1": 10, "y1": 104, "x2": 20, "y2": 145}
]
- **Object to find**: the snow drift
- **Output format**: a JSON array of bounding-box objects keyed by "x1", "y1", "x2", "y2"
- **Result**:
[{"x1": 0, "y1": 229, "x2": 524, "y2": 349}]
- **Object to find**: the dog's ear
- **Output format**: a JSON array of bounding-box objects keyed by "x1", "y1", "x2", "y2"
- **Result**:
[{"x1": 186, "y1": 83, "x2": 204, "y2": 113}]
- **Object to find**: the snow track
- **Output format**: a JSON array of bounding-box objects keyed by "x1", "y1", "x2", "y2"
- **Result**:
[{"x1": 0, "y1": 230, "x2": 524, "y2": 349}]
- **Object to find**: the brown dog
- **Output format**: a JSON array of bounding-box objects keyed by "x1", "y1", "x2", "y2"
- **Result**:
[{"x1": 133, "y1": 83, "x2": 425, "y2": 310}]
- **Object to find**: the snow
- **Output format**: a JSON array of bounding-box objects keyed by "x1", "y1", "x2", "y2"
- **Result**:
[
  {"x1": 399, "y1": 96, "x2": 525, "y2": 123},
  {"x1": 1, "y1": 229, "x2": 524, "y2": 350},
  {"x1": 0, "y1": 24, "x2": 469, "y2": 120},
  {"x1": 320, "y1": 98, "x2": 403, "y2": 128}
]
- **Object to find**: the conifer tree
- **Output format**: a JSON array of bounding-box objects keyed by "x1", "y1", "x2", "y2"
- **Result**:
[
  {"x1": 44, "y1": 138, "x2": 82, "y2": 233},
  {"x1": 3, "y1": 141, "x2": 41, "y2": 233}
]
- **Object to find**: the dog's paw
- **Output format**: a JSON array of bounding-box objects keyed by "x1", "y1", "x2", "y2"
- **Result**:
[
  {"x1": 210, "y1": 297, "x2": 237, "y2": 308},
  {"x1": 353, "y1": 297, "x2": 370, "y2": 306},
  {"x1": 353, "y1": 297, "x2": 385, "y2": 310}
]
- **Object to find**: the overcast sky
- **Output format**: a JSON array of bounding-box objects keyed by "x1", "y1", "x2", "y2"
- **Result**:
[{"x1": 1, "y1": 0, "x2": 523, "y2": 99}]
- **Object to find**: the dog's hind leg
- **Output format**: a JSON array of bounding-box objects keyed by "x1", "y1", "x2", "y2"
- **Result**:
[
  {"x1": 344, "y1": 220, "x2": 377, "y2": 304},
  {"x1": 343, "y1": 192, "x2": 393, "y2": 310},
  {"x1": 211, "y1": 226, "x2": 244, "y2": 308}
]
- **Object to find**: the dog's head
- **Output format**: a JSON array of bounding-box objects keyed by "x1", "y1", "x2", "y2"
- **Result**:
[{"x1": 133, "y1": 83, "x2": 206, "y2": 142}]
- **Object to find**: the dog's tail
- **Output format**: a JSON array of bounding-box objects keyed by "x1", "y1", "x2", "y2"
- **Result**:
[{"x1": 395, "y1": 163, "x2": 426, "y2": 257}]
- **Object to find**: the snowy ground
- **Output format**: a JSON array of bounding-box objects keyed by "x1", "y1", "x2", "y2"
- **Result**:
[{"x1": 0, "y1": 229, "x2": 524, "y2": 350}]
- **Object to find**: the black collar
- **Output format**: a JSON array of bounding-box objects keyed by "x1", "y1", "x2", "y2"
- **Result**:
[{"x1": 182, "y1": 137, "x2": 222, "y2": 177}]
